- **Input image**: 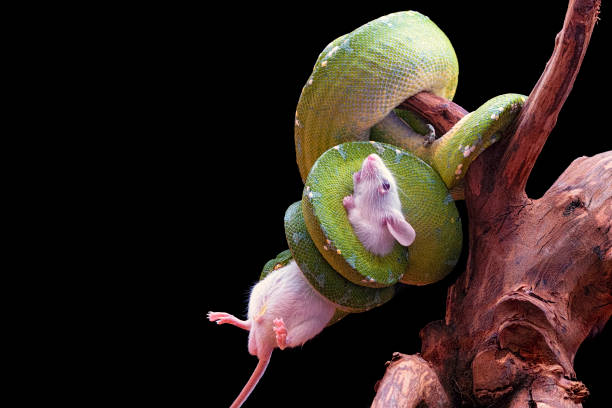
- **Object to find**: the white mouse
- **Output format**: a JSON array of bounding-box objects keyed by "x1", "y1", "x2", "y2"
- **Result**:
[
  {"x1": 343, "y1": 153, "x2": 416, "y2": 256},
  {"x1": 208, "y1": 260, "x2": 335, "y2": 407}
]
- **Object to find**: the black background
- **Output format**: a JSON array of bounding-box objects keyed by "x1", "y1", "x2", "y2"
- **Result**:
[{"x1": 200, "y1": 2, "x2": 610, "y2": 407}]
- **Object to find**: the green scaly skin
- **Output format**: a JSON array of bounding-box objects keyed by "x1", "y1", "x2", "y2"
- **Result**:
[
  {"x1": 260, "y1": 249, "x2": 293, "y2": 280},
  {"x1": 280, "y1": 10, "x2": 525, "y2": 321},
  {"x1": 284, "y1": 201, "x2": 395, "y2": 312},
  {"x1": 372, "y1": 93, "x2": 526, "y2": 189},
  {"x1": 302, "y1": 141, "x2": 462, "y2": 288},
  {"x1": 295, "y1": 11, "x2": 458, "y2": 182}
]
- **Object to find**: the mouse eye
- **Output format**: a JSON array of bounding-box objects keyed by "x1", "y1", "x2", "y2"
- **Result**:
[{"x1": 382, "y1": 181, "x2": 390, "y2": 191}]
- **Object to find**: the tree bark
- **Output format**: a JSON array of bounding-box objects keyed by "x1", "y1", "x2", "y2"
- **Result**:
[
  {"x1": 399, "y1": 93, "x2": 468, "y2": 138},
  {"x1": 373, "y1": 1, "x2": 609, "y2": 407}
]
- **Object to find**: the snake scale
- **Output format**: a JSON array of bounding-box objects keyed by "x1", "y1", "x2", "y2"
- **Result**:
[{"x1": 263, "y1": 10, "x2": 525, "y2": 323}]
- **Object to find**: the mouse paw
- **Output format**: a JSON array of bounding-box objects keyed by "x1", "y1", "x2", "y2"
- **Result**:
[
  {"x1": 208, "y1": 311, "x2": 231, "y2": 323},
  {"x1": 208, "y1": 311, "x2": 251, "y2": 331},
  {"x1": 343, "y1": 195, "x2": 355, "y2": 210},
  {"x1": 273, "y1": 318, "x2": 288, "y2": 350}
]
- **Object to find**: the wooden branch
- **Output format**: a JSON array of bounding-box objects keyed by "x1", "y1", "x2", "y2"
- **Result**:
[
  {"x1": 508, "y1": 374, "x2": 590, "y2": 408},
  {"x1": 399, "y1": 92, "x2": 468, "y2": 135},
  {"x1": 372, "y1": 353, "x2": 450, "y2": 408},
  {"x1": 373, "y1": 2, "x2": 608, "y2": 407},
  {"x1": 495, "y1": 0, "x2": 601, "y2": 198},
  {"x1": 374, "y1": 152, "x2": 612, "y2": 407}
]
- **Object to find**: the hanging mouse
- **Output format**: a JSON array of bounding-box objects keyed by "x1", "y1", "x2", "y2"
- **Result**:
[
  {"x1": 343, "y1": 153, "x2": 416, "y2": 256},
  {"x1": 208, "y1": 154, "x2": 415, "y2": 406},
  {"x1": 208, "y1": 260, "x2": 336, "y2": 408}
]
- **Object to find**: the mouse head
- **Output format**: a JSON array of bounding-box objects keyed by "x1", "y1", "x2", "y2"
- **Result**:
[
  {"x1": 350, "y1": 153, "x2": 416, "y2": 250},
  {"x1": 352, "y1": 153, "x2": 399, "y2": 202}
]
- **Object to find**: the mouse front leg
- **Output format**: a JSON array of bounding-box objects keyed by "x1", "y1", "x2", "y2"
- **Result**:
[
  {"x1": 208, "y1": 311, "x2": 252, "y2": 331},
  {"x1": 343, "y1": 195, "x2": 355, "y2": 210}
]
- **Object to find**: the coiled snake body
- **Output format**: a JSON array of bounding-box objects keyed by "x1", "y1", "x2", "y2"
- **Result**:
[{"x1": 267, "y1": 10, "x2": 525, "y2": 322}]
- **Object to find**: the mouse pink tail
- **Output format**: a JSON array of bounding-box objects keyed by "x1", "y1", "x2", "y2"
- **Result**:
[{"x1": 230, "y1": 352, "x2": 271, "y2": 408}]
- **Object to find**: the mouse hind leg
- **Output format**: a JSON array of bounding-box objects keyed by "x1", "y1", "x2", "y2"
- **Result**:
[
  {"x1": 272, "y1": 318, "x2": 287, "y2": 350},
  {"x1": 273, "y1": 310, "x2": 333, "y2": 349},
  {"x1": 208, "y1": 311, "x2": 252, "y2": 331}
]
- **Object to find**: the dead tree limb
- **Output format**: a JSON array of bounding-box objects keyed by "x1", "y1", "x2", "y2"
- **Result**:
[
  {"x1": 496, "y1": 0, "x2": 601, "y2": 199},
  {"x1": 373, "y1": 1, "x2": 609, "y2": 407},
  {"x1": 399, "y1": 92, "x2": 468, "y2": 136},
  {"x1": 372, "y1": 353, "x2": 450, "y2": 408}
]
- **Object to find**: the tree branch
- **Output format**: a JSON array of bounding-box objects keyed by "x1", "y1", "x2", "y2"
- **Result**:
[
  {"x1": 399, "y1": 92, "x2": 468, "y2": 136},
  {"x1": 401, "y1": 1, "x2": 601, "y2": 209},
  {"x1": 372, "y1": 353, "x2": 450, "y2": 408},
  {"x1": 373, "y1": 2, "x2": 608, "y2": 407},
  {"x1": 496, "y1": 0, "x2": 600, "y2": 198}
]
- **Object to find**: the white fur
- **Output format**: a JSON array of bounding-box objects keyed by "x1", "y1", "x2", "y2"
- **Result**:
[
  {"x1": 247, "y1": 261, "x2": 336, "y2": 359},
  {"x1": 347, "y1": 206, "x2": 398, "y2": 255},
  {"x1": 345, "y1": 154, "x2": 416, "y2": 256}
]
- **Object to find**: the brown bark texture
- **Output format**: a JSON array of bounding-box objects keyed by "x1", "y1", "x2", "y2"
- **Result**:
[
  {"x1": 372, "y1": 1, "x2": 610, "y2": 407},
  {"x1": 399, "y1": 93, "x2": 468, "y2": 138}
]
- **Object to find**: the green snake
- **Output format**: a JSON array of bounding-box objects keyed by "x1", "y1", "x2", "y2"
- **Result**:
[{"x1": 264, "y1": 11, "x2": 525, "y2": 323}]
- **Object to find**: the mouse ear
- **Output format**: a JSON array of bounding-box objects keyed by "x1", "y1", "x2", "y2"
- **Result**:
[{"x1": 385, "y1": 211, "x2": 416, "y2": 247}]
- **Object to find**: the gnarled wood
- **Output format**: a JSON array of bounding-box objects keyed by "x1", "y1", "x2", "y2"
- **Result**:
[
  {"x1": 399, "y1": 92, "x2": 468, "y2": 136},
  {"x1": 496, "y1": 0, "x2": 601, "y2": 200},
  {"x1": 372, "y1": 353, "x2": 450, "y2": 408},
  {"x1": 373, "y1": 1, "x2": 608, "y2": 406},
  {"x1": 431, "y1": 151, "x2": 611, "y2": 406},
  {"x1": 460, "y1": 0, "x2": 602, "y2": 218}
]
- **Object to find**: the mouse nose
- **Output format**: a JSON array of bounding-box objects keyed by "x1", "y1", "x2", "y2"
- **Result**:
[{"x1": 367, "y1": 154, "x2": 377, "y2": 161}]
